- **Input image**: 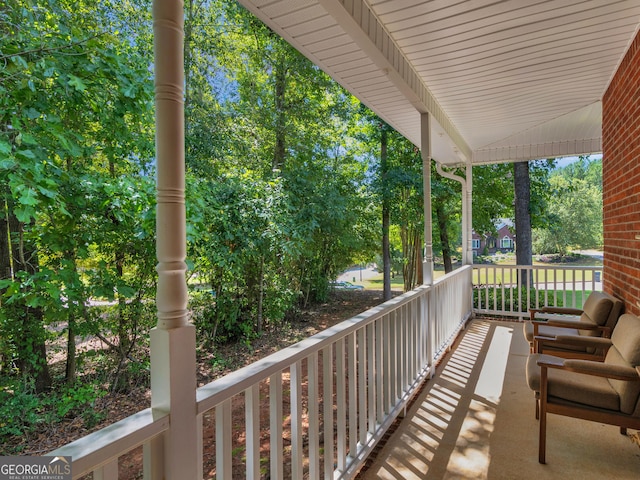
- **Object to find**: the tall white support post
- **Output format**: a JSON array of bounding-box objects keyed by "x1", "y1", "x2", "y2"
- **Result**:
[
  {"x1": 421, "y1": 113, "x2": 434, "y2": 286},
  {"x1": 465, "y1": 162, "x2": 473, "y2": 265},
  {"x1": 151, "y1": 1, "x2": 198, "y2": 479}
]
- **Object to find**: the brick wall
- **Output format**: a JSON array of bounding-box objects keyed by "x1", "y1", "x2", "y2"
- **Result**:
[{"x1": 602, "y1": 30, "x2": 640, "y2": 315}]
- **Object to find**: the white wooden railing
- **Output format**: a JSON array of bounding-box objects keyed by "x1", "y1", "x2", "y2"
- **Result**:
[
  {"x1": 50, "y1": 266, "x2": 473, "y2": 479},
  {"x1": 473, "y1": 264, "x2": 603, "y2": 318}
]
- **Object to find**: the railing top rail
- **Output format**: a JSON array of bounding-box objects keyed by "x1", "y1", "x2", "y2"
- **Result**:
[{"x1": 48, "y1": 408, "x2": 169, "y2": 478}]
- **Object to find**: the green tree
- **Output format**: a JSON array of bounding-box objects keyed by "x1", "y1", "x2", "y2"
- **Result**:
[
  {"x1": 0, "y1": 0, "x2": 155, "y2": 391},
  {"x1": 534, "y1": 157, "x2": 602, "y2": 254}
]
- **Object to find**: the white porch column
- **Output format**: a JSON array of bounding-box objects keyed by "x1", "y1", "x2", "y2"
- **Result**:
[
  {"x1": 151, "y1": 1, "x2": 198, "y2": 479},
  {"x1": 421, "y1": 113, "x2": 434, "y2": 285},
  {"x1": 465, "y1": 162, "x2": 473, "y2": 265}
]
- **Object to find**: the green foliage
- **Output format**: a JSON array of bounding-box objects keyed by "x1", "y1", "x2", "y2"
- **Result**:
[
  {"x1": 533, "y1": 156, "x2": 602, "y2": 254},
  {"x1": 55, "y1": 382, "x2": 107, "y2": 420},
  {"x1": 0, "y1": 382, "x2": 44, "y2": 438},
  {"x1": 472, "y1": 164, "x2": 514, "y2": 235},
  {"x1": 473, "y1": 286, "x2": 564, "y2": 313},
  {"x1": 0, "y1": 378, "x2": 106, "y2": 443}
]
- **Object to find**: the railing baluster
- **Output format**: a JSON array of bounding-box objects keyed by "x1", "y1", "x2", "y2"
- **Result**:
[
  {"x1": 390, "y1": 309, "x2": 398, "y2": 403},
  {"x1": 357, "y1": 327, "x2": 367, "y2": 446},
  {"x1": 270, "y1": 372, "x2": 283, "y2": 480},
  {"x1": 484, "y1": 266, "x2": 489, "y2": 311},
  {"x1": 563, "y1": 267, "x2": 568, "y2": 306},
  {"x1": 245, "y1": 384, "x2": 260, "y2": 480},
  {"x1": 347, "y1": 332, "x2": 358, "y2": 458},
  {"x1": 500, "y1": 266, "x2": 506, "y2": 313},
  {"x1": 375, "y1": 316, "x2": 384, "y2": 423},
  {"x1": 291, "y1": 361, "x2": 303, "y2": 479},
  {"x1": 335, "y1": 339, "x2": 347, "y2": 472},
  {"x1": 308, "y1": 352, "x2": 320, "y2": 480},
  {"x1": 195, "y1": 417, "x2": 203, "y2": 480},
  {"x1": 402, "y1": 304, "x2": 409, "y2": 390},
  {"x1": 552, "y1": 266, "x2": 556, "y2": 305},
  {"x1": 143, "y1": 434, "x2": 164, "y2": 480},
  {"x1": 216, "y1": 398, "x2": 232, "y2": 479},
  {"x1": 93, "y1": 459, "x2": 117, "y2": 480},
  {"x1": 382, "y1": 313, "x2": 391, "y2": 414},
  {"x1": 366, "y1": 322, "x2": 376, "y2": 434},
  {"x1": 323, "y1": 345, "x2": 334, "y2": 480},
  {"x1": 511, "y1": 266, "x2": 516, "y2": 315}
]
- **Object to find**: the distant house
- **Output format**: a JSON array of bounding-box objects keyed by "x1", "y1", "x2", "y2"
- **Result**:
[{"x1": 472, "y1": 220, "x2": 515, "y2": 256}]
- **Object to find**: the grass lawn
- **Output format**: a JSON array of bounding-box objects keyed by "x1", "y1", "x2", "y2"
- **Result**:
[{"x1": 358, "y1": 269, "x2": 447, "y2": 291}]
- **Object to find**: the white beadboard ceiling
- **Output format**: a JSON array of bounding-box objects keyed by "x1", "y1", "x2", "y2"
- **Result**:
[{"x1": 237, "y1": 0, "x2": 640, "y2": 166}]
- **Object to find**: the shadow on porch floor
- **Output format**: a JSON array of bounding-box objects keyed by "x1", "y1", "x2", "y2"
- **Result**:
[{"x1": 356, "y1": 319, "x2": 640, "y2": 479}]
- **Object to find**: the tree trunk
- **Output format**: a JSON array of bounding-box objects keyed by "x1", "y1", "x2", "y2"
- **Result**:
[
  {"x1": 400, "y1": 223, "x2": 412, "y2": 291},
  {"x1": 0, "y1": 196, "x2": 9, "y2": 371},
  {"x1": 381, "y1": 126, "x2": 391, "y2": 301},
  {"x1": 63, "y1": 247, "x2": 82, "y2": 385},
  {"x1": 435, "y1": 202, "x2": 453, "y2": 273},
  {"x1": 257, "y1": 256, "x2": 264, "y2": 333},
  {"x1": 273, "y1": 56, "x2": 287, "y2": 171},
  {"x1": 7, "y1": 202, "x2": 51, "y2": 392},
  {"x1": 0, "y1": 195, "x2": 10, "y2": 283},
  {"x1": 514, "y1": 161, "x2": 533, "y2": 288},
  {"x1": 401, "y1": 225, "x2": 423, "y2": 291},
  {"x1": 65, "y1": 317, "x2": 76, "y2": 384}
]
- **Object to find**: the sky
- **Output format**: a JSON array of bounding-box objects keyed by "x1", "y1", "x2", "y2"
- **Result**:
[{"x1": 554, "y1": 153, "x2": 602, "y2": 168}]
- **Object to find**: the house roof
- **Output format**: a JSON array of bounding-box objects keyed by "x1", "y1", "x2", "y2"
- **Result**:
[{"x1": 236, "y1": 0, "x2": 640, "y2": 166}]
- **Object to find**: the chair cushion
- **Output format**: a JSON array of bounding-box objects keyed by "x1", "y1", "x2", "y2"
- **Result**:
[
  {"x1": 581, "y1": 291, "x2": 614, "y2": 327},
  {"x1": 606, "y1": 314, "x2": 640, "y2": 414},
  {"x1": 526, "y1": 353, "x2": 620, "y2": 411},
  {"x1": 523, "y1": 322, "x2": 582, "y2": 343},
  {"x1": 523, "y1": 322, "x2": 589, "y2": 352},
  {"x1": 610, "y1": 313, "x2": 640, "y2": 365}
]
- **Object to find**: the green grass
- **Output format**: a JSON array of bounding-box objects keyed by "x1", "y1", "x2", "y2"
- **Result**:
[{"x1": 359, "y1": 270, "x2": 447, "y2": 291}]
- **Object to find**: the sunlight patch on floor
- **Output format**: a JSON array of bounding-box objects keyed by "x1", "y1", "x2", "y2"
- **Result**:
[{"x1": 445, "y1": 325, "x2": 512, "y2": 479}]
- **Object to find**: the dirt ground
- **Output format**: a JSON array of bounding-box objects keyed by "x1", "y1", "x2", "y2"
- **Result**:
[{"x1": 10, "y1": 289, "x2": 392, "y2": 478}]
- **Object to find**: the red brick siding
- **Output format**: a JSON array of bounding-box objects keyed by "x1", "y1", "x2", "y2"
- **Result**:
[{"x1": 603, "y1": 30, "x2": 640, "y2": 315}]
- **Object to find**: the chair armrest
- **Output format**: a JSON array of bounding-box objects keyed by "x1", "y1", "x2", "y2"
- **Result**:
[
  {"x1": 543, "y1": 319, "x2": 599, "y2": 329},
  {"x1": 530, "y1": 306, "x2": 583, "y2": 320},
  {"x1": 534, "y1": 334, "x2": 611, "y2": 353},
  {"x1": 531, "y1": 319, "x2": 603, "y2": 339},
  {"x1": 537, "y1": 355, "x2": 566, "y2": 369},
  {"x1": 550, "y1": 335, "x2": 612, "y2": 349},
  {"x1": 562, "y1": 360, "x2": 640, "y2": 381},
  {"x1": 538, "y1": 356, "x2": 639, "y2": 382}
]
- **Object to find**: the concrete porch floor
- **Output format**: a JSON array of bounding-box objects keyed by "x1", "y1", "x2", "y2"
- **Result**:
[{"x1": 356, "y1": 319, "x2": 640, "y2": 479}]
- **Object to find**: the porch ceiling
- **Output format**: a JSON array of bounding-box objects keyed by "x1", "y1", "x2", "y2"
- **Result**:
[{"x1": 237, "y1": 0, "x2": 640, "y2": 166}]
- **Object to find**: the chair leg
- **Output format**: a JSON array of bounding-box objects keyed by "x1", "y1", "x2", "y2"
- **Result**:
[
  {"x1": 621, "y1": 427, "x2": 627, "y2": 435},
  {"x1": 539, "y1": 368, "x2": 548, "y2": 464},
  {"x1": 535, "y1": 397, "x2": 539, "y2": 420}
]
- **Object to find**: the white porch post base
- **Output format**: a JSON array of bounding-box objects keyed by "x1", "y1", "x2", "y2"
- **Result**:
[{"x1": 151, "y1": 325, "x2": 198, "y2": 479}]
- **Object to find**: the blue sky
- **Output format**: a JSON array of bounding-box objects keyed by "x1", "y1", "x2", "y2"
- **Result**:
[{"x1": 554, "y1": 154, "x2": 602, "y2": 168}]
